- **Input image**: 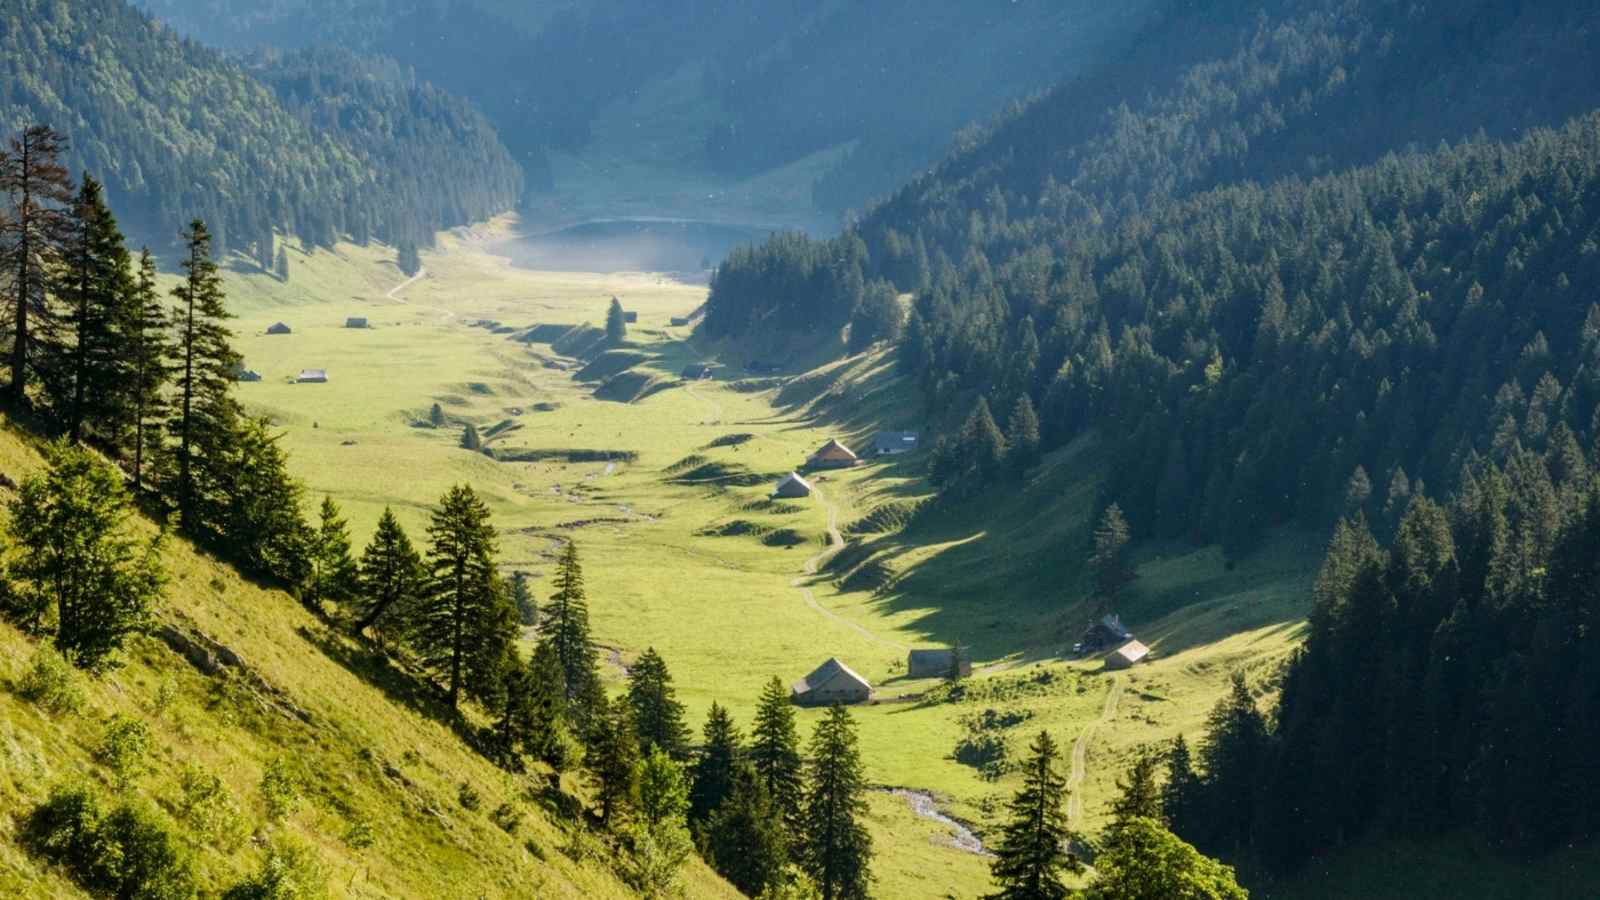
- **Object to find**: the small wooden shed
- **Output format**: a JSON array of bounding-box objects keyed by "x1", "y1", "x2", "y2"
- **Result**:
[
  {"x1": 669, "y1": 316, "x2": 690, "y2": 327},
  {"x1": 297, "y1": 369, "x2": 328, "y2": 384},
  {"x1": 346, "y1": 317, "x2": 369, "y2": 328},
  {"x1": 792, "y1": 658, "x2": 872, "y2": 706},
  {"x1": 907, "y1": 647, "x2": 971, "y2": 679},
  {"x1": 807, "y1": 439, "x2": 859, "y2": 470},
  {"x1": 773, "y1": 472, "x2": 812, "y2": 498},
  {"x1": 1104, "y1": 640, "x2": 1150, "y2": 670},
  {"x1": 266, "y1": 322, "x2": 292, "y2": 335}
]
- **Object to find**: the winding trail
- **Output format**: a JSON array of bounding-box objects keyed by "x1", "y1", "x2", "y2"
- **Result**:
[
  {"x1": 384, "y1": 266, "x2": 455, "y2": 320},
  {"x1": 1067, "y1": 675, "x2": 1124, "y2": 827},
  {"x1": 793, "y1": 485, "x2": 908, "y2": 651}
]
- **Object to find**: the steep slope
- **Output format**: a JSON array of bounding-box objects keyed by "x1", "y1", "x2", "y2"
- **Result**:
[
  {"x1": 0, "y1": 414, "x2": 738, "y2": 898},
  {"x1": 1, "y1": 0, "x2": 520, "y2": 252}
]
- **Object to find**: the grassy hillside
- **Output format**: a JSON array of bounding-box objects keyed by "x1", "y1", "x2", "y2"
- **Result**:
[{"x1": 0, "y1": 390, "x2": 738, "y2": 894}]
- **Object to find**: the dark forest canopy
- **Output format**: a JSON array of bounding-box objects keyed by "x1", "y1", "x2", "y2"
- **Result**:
[
  {"x1": 1, "y1": 0, "x2": 521, "y2": 255},
  {"x1": 706, "y1": 0, "x2": 1600, "y2": 555}
]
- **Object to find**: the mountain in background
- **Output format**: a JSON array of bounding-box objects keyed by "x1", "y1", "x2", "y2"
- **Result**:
[
  {"x1": 137, "y1": 0, "x2": 1164, "y2": 225},
  {"x1": 1, "y1": 0, "x2": 522, "y2": 254}
]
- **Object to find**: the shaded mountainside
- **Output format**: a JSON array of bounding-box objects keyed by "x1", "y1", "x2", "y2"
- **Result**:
[
  {"x1": 1, "y1": 0, "x2": 521, "y2": 253},
  {"x1": 0, "y1": 413, "x2": 738, "y2": 898},
  {"x1": 138, "y1": 0, "x2": 1163, "y2": 216}
]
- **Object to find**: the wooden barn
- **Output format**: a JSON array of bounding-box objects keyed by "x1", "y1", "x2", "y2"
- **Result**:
[
  {"x1": 238, "y1": 369, "x2": 263, "y2": 383},
  {"x1": 624, "y1": 310, "x2": 638, "y2": 323},
  {"x1": 807, "y1": 439, "x2": 859, "y2": 470},
  {"x1": 871, "y1": 431, "x2": 920, "y2": 456},
  {"x1": 346, "y1": 317, "x2": 369, "y2": 328},
  {"x1": 792, "y1": 658, "x2": 872, "y2": 706},
  {"x1": 297, "y1": 369, "x2": 328, "y2": 384},
  {"x1": 266, "y1": 322, "x2": 292, "y2": 335},
  {"x1": 1104, "y1": 640, "x2": 1150, "y2": 670},
  {"x1": 773, "y1": 472, "x2": 812, "y2": 498},
  {"x1": 669, "y1": 316, "x2": 690, "y2": 326},
  {"x1": 1081, "y1": 614, "x2": 1133, "y2": 652},
  {"x1": 907, "y1": 647, "x2": 971, "y2": 679}
]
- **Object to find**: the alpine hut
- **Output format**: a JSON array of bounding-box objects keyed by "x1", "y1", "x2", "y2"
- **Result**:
[
  {"x1": 871, "y1": 431, "x2": 920, "y2": 456},
  {"x1": 669, "y1": 316, "x2": 690, "y2": 327},
  {"x1": 1104, "y1": 640, "x2": 1150, "y2": 670},
  {"x1": 266, "y1": 322, "x2": 292, "y2": 335},
  {"x1": 791, "y1": 658, "x2": 872, "y2": 706},
  {"x1": 238, "y1": 369, "x2": 263, "y2": 383},
  {"x1": 807, "y1": 439, "x2": 859, "y2": 470},
  {"x1": 1081, "y1": 614, "x2": 1133, "y2": 652},
  {"x1": 297, "y1": 369, "x2": 329, "y2": 384},
  {"x1": 907, "y1": 647, "x2": 971, "y2": 679},
  {"x1": 345, "y1": 316, "x2": 369, "y2": 329},
  {"x1": 773, "y1": 472, "x2": 812, "y2": 499}
]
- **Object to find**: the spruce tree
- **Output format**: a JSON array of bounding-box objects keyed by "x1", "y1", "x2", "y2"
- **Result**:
[
  {"x1": 429, "y1": 402, "x2": 446, "y2": 427},
  {"x1": 987, "y1": 730, "x2": 1076, "y2": 900},
  {"x1": 397, "y1": 240, "x2": 421, "y2": 277},
  {"x1": 749, "y1": 675, "x2": 805, "y2": 830},
  {"x1": 800, "y1": 705, "x2": 873, "y2": 900},
  {"x1": 1108, "y1": 746, "x2": 1163, "y2": 841},
  {"x1": 628, "y1": 647, "x2": 690, "y2": 761},
  {"x1": 1161, "y1": 735, "x2": 1201, "y2": 839},
  {"x1": 705, "y1": 762, "x2": 790, "y2": 896},
  {"x1": 510, "y1": 570, "x2": 537, "y2": 626},
  {"x1": 490, "y1": 650, "x2": 536, "y2": 771},
  {"x1": 606, "y1": 297, "x2": 628, "y2": 345},
  {"x1": 540, "y1": 540, "x2": 604, "y2": 733},
  {"x1": 210, "y1": 417, "x2": 312, "y2": 585},
  {"x1": 1, "y1": 125, "x2": 73, "y2": 403},
  {"x1": 525, "y1": 639, "x2": 571, "y2": 767},
  {"x1": 59, "y1": 175, "x2": 133, "y2": 442},
  {"x1": 958, "y1": 395, "x2": 1008, "y2": 484},
  {"x1": 587, "y1": 692, "x2": 641, "y2": 824},
  {"x1": 9, "y1": 441, "x2": 164, "y2": 671},
  {"x1": 460, "y1": 423, "x2": 481, "y2": 451},
  {"x1": 355, "y1": 507, "x2": 423, "y2": 636},
  {"x1": 414, "y1": 485, "x2": 514, "y2": 709},
  {"x1": 1090, "y1": 503, "x2": 1135, "y2": 603},
  {"x1": 126, "y1": 249, "x2": 169, "y2": 494},
  {"x1": 166, "y1": 219, "x2": 240, "y2": 536},
  {"x1": 1199, "y1": 673, "x2": 1268, "y2": 852},
  {"x1": 689, "y1": 701, "x2": 742, "y2": 827},
  {"x1": 275, "y1": 245, "x2": 289, "y2": 282},
  {"x1": 307, "y1": 496, "x2": 359, "y2": 610},
  {"x1": 1006, "y1": 393, "x2": 1042, "y2": 477}
]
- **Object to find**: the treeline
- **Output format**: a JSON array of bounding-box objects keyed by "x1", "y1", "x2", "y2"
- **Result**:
[
  {"x1": 707, "y1": 0, "x2": 1600, "y2": 554},
  {"x1": 0, "y1": 0, "x2": 521, "y2": 255},
  {"x1": 1142, "y1": 441, "x2": 1600, "y2": 873}
]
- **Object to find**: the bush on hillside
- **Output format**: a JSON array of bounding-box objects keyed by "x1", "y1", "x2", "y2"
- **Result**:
[
  {"x1": 24, "y1": 784, "x2": 196, "y2": 900},
  {"x1": 16, "y1": 646, "x2": 86, "y2": 714}
]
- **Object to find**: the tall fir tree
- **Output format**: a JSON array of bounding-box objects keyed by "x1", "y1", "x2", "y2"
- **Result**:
[
  {"x1": 307, "y1": 496, "x2": 359, "y2": 610},
  {"x1": 749, "y1": 675, "x2": 805, "y2": 830},
  {"x1": 987, "y1": 730, "x2": 1077, "y2": 900},
  {"x1": 1006, "y1": 393, "x2": 1042, "y2": 477},
  {"x1": 1, "y1": 125, "x2": 73, "y2": 403},
  {"x1": 125, "y1": 249, "x2": 169, "y2": 494},
  {"x1": 587, "y1": 692, "x2": 641, "y2": 824},
  {"x1": 397, "y1": 239, "x2": 421, "y2": 277},
  {"x1": 524, "y1": 639, "x2": 571, "y2": 767},
  {"x1": 958, "y1": 395, "x2": 1008, "y2": 484},
  {"x1": 414, "y1": 485, "x2": 514, "y2": 709},
  {"x1": 166, "y1": 219, "x2": 240, "y2": 536},
  {"x1": 705, "y1": 762, "x2": 790, "y2": 897},
  {"x1": 355, "y1": 507, "x2": 424, "y2": 636},
  {"x1": 689, "y1": 701, "x2": 742, "y2": 827},
  {"x1": 510, "y1": 570, "x2": 537, "y2": 626},
  {"x1": 58, "y1": 175, "x2": 133, "y2": 442},
  {"x1": 9, "y1": 441, "x2": 164, "y2": 671},
  {"x1": 800, "y1": 705, "x2": 873, "y2": 900},
  {"x1": 1198, "y1": 673, "x2": 1269, "y2": 853},
  {"x1": 628, "y1": 647, "x2": 690, "y2": 761},
  {"x1": 606, "y1": 297, "x2": 628, "y2": 345},
  {"x1": 275, "y1": 245, "x2": 290, "y2": 281},
  {"x1": 540, "y1": 540, "x2": 604, "y2": 733},
  {"x1": 1090, "y1": 503, "x2": 1135, "y2": 603},
  {"x1": 1161, "y1": 735, "x2": 1201, "y2": 839},
  {"x1": 1108, "y1": 746, "x2": 1164, "y2": 843},
  {"x1": 210, "y1": 416, "x2": 311, "y2": 585}
]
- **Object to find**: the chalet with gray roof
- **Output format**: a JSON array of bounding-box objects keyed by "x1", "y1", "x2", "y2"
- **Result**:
[
  {"x1": 792, "y1": 657, "x2": 872, "y2": 706},
  {"x1": 907, "y1": 646, "x2": 971, "y2": 679},
  {"x1": 871, "y1": 431, "x2": 920, "y2": 456},
  {"x1": 774, "y1": 472, "x2": 812, "y2": 499}
]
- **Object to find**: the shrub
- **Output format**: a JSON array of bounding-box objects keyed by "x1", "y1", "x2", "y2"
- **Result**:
[
  {"x1": 342, "y1": 816, "x2": 376, "y2": 850},
  {"x1": 17, "y1": 646, "x2": 85, "y2": 714},
  {"x1": 260, "y1": 758, "x2": 302, "y2": 823},
  {"x1": 174, "y1": 765, "x2": 246, "y2": 849},
  {"x1": 95, "y1": 715, "x2": 152, "y2": 790},
  {"x1": 490, "y1": 802, "x2": 522, "y2": 835},
  {"x1": 222, "y1": 837, "x2": 327, "y2": 900},
  {"x1": 619, "y1": 819, "x2": 693, "y2": 899},
  {"x1": 457, "y1": 782, "x2": 482, "y2": 812},
  {"x1": 24, "y1": 785, "x2": 196, "y2": 900}
]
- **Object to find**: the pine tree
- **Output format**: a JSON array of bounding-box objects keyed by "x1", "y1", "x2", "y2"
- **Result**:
[
  {"x1": 510, "y1": 570, "x2": 537, "y2": 626},
  {"x1": 1006, "y1": 393, "x2": 1042, "y2": 476},
  {"x1": 9, "y1": 441, "x2": 164, "y2": 671},
  {"x1": 1108, "y1": 746, "x2": 1163, "y2": 841},
  {"x1": 525, "y1": 639, "x2": 571, "y2": 767},
  {"x1": 1, "y1": 125, "x2": 73, "y2": 403},
  {"x1": 689, "y1": 701, "x2": 742, "y2": 826},
  {"x1": 307, "y1": 496, "x2": 359, "y2": 610},
  {"x1": 414, "y1": 485, "x2": 514, "y2": 709},
  {"x1": 166, "y1": 219, "x2": 240, "y2": 536},
  {"x1": 1161, "y1": 735, "x2": 1201, "y2": 839},
  {"x1": 429, "y1": 402, "x2": 446, "y2": 427},
  {"x1": 460, "y1": 423, "x2": 481, "y2": 451},
  {"x1": 987, "y1": 730, "x2": 1077, "y2": 900},
  {"x1": 541, "y1": 540, "x2": 604, "y2": 733},
  {"x1": 800, "y1": 705, "x2": 873, "y2": 900},
  {"x1": 606, "y1": 297, "x2": 628, "y2": 345},
  {"x1": 397, "y1": 239, "x2": 421, "y2": 277},
  {"x1": 628, "y1": 647, "x2": 690, "y2": 761},
  {"x1": 587, "y1": 693, "x2": 641, "y2": 824},
  {"x1": 958, "y1": 396, "x2": 1008, "y2": 484},
  {"x1": 705, "y1": 762, "x2": 790, "y2": 896},
  {"x1": 355, "y1": 507, "x2": 424, "y2": 636},
  {"x1": 750, "y1": 675, "x2": 805, "y2": 830},
  {"x1": 1090, "y1": 503, "x2": 1135, "y2": 603},
  {"x1": 126, "y1": 249, "x2": 169, "y2": 495},
  {"x1": 210, "y1": 416, "x2": 311, "y2": 586},
  {"x1": 275, "y1": 245, "x2": 289, "y2": 282},
  {"x1": 1198, "y1": 673, "x2": 1269, "y2": 852},
  {"x1": 58, "y1": 175, "x2": 133, "y2": 442},
  {"x1": 489, "y1": 650, "x2": 536, "y2": 771}
]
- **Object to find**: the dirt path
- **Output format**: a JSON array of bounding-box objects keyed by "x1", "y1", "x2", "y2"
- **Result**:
[
  {"x1": 1067, "y1": 674, "x2": 1124, "y2": 827},
  {"x1": 384, "y1": 266, "x2": 455, "y2": 320},
  {"x1": 792, "y1": 486, "x2": 908, "y2": 651},
  {"x1": 880, "y1": 788, "x2": 990, "y2": 856}
]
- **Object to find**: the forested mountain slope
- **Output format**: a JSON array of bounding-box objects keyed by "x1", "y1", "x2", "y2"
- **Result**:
[
  {"x1": 138, "y1": 0, "x2": 1162, "y2": 217},
  {"x1": 707, "y1": 0, "x2": 1600, "y2": 554},
  {"x1": 0, "y1": 0, "x2": 520, "y2": 253}
]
